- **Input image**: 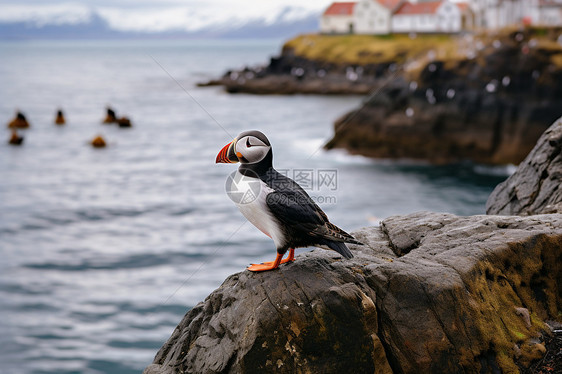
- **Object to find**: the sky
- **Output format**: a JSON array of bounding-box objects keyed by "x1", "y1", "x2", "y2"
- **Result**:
[{"x1": 0, "y1": 0, "x2": 334, "y2": 32}]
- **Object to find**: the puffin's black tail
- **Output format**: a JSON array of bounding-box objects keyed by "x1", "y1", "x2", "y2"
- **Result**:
[
  {"x1": 344, "y1": 237, "x2": 364, "y2": 246},
  {"x1": 325, "y1": 241, "x2": 354, "y2": 259}
]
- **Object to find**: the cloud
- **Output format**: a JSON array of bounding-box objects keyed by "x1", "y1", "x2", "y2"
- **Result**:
[
  {"x1": 0, "y1": 3, "x2": 93, "y2": 26},
  {"x1": 98, "y1": 5, "x2": 321, "y2": 32}
]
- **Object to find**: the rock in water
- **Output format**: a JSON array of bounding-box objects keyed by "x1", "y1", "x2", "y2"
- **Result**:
[
  {"x1": 487, "y1": 116, "x2": 562, "y2": 215},
  {"x1": 324, "y1": 28, "x2": 562, "y2": 165},
  {"x1": 144, "y1": 212, "x2": 562, "y2": 374}
]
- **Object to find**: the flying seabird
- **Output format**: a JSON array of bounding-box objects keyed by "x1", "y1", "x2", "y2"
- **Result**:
[{"x1": 216, "y1": 130, "x2": 361, "y2": 272}]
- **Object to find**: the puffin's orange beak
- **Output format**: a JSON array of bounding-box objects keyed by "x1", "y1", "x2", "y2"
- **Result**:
[{"x1": 216, "y1": 140, "x2": 239, "y2": 163}]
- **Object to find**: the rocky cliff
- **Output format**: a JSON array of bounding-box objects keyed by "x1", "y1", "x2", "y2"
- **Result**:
[
  {"x1": 201, "y1": 27, "x2": 562, "y2": 165},
  {"x1": 325, "y1": 27, "x2": 562, "y2": 165},
  {"x1": 144, "y1": 211, "x2": 561, "y2": 374},
  {"x1": 145, "y1": 103, "x2": 562, "y2": 374},
  {"x1": 486, "y1": 116, "x2": 562, "y2": 216},
  {"x1": 199, "y1": 33, "x2": 461, "y2": 95}
]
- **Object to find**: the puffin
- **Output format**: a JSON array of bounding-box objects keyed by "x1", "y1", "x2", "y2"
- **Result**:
[
  {"x1": 8, "y1": 111, "x2": 30, "y2": 129},
  {"x1": 55, "y1": 109, "x2": 65, "y2": 125},
  {"x1": 103, "y1": 107, "x2": 117, "y2": 124},
  {"x1": 216, "y1": 130, "x2": 361, "y2": 272}
]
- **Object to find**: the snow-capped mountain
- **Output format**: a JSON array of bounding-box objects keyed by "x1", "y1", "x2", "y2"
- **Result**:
[{"x1": 0, "y1": 4, "x2": 323, "y2": 39}]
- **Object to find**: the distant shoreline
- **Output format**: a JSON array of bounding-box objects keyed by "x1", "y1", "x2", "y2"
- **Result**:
[{"x1": 200, "y1": 26, "x2": 562, "y2": 166}]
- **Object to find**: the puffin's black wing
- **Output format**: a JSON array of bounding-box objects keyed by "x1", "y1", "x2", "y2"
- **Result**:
[
  {"x1": 263, "y1": 172, "x2": 358, "y2": 258},
  {"x1": 262, "y1": 171, "x2": 324, "y2": 225},
  {"x1": 265, "y1": 189, "x2": 324, "y2": 231}
]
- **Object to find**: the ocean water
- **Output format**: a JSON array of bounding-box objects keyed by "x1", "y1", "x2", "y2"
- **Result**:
[{"x1": 0, "y1": 39, "x2": 510, "y2": 374}]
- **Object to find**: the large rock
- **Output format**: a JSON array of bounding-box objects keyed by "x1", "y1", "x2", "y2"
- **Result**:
[
  {"x1": 144, "y1": 212, "x2": 562, "y2": 374},
  {"x1": 325, "y1": 27, "x2": 562, "y2": 165},
  {"x1": 487, "y1": 116, "x2": 562, "y2": 215},
  {"x1": 198, "y1": 54, "x2": 381, "y2": 95}
]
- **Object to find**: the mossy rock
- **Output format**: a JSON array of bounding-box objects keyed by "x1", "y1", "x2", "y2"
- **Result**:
[{"x1": 145, "y1": 212, "x2": 562, "y2": 374}]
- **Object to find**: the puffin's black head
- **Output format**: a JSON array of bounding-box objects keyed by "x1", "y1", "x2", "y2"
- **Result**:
[{"x1": 216, "y1": 130, "x2": 271, "y2": 165}]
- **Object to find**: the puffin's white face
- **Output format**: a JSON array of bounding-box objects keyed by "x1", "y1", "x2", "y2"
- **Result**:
[
  {"x1": 216, "y1": 130, "x2": 271, "y2": 165},
  {"x1": 233, "y1": 135, "x2": 270, "y2": 164}
]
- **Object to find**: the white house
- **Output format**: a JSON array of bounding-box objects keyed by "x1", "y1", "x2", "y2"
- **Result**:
[
  {"x1": 537, "y1": 0, "x2": 562, "y2": 26},
  {"x1": 471, "y1": 0, "x2": 562, "y2": 29},
  {"x1": 479, "y1": 0, "x2": 526, "y2": 29},
  {"x1": 463, "y1": 0, "x2": 521, "y2": 29},
  {"x1": 392, "y1": 0, "x2": 462, "y2": 33},
  {"x1": 320, "y1": 2, "x2": 357, "y2": 34},
  {"x1": 320, "y1": 0, "x2": 561, "y2": 35},
  {"x1": 353, "y1": 0, "x2": 404, "y2": 34},
  {"x1": 457, "y1": 2, "x2": 475, "y2": 30}
]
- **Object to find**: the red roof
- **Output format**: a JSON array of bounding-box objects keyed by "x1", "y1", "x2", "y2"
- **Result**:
[
  {"x1": 394, "y1": 1, "x2": 444, "y2": 15},
  {"x1": 377, "y1": 0, "x2": 404, "y2": 10},
  {"x1": 456, "y1": 2, "x2": 470, "y2": 12},
  {"x1": 324, "y1": 2, "x2": 356, "y2": 16}
]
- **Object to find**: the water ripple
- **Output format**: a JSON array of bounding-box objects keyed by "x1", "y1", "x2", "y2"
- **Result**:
[{"x1": 24, "y1": 252, "x2": 209, "y2": 271}]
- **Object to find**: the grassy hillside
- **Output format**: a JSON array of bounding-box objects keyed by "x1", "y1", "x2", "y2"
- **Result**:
[
  {"x1": 282, "y1": 28, "x2": 562, "y2": 72},
  {"x1": 282, "y1": 33, "x2": 462, "y2": 65}
]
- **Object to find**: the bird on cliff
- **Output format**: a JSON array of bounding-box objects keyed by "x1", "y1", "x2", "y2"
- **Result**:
[{"x1": 216, "y1": 130, "x2": 361, "y2": 272}]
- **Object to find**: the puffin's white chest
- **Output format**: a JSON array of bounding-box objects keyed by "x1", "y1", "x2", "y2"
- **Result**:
[{"x1": 226, "y1": 171, "x2": 284, "y2": 248}]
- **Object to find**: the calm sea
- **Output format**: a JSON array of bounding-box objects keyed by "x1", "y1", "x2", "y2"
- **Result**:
[{"x1": 0, "y1": 39, "x2": 510, "y2": 374}]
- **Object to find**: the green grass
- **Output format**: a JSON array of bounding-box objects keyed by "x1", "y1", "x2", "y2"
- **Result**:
[
  {"x1": 283, "y1": 33, "x2": 461, "y2": 65},
  {"x1": 282, "y1": 27, "x2": 562, "y2": 71}
]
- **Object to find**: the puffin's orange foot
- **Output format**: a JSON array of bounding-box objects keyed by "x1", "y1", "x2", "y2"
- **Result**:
[
  {"x1": 258, "y1": 257, "x2": 295, "y2": 267},
  {"x1": 247, "y1": 262, "x2": 280, "y2": 272},
  {"x1": 282, "y1": 257, "x2": 295, "y2": 264},
  {"x1": 248, "y1": 249, "x2": 295, "y2": 271},
  {"x1": 285, "y1": 248, "x2": 295, "y2": 262}
]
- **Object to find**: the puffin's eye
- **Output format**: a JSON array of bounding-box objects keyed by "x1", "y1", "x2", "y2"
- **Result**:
[{"x1": 246, "y1": 138, "x2": 252, "y2": 148}]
